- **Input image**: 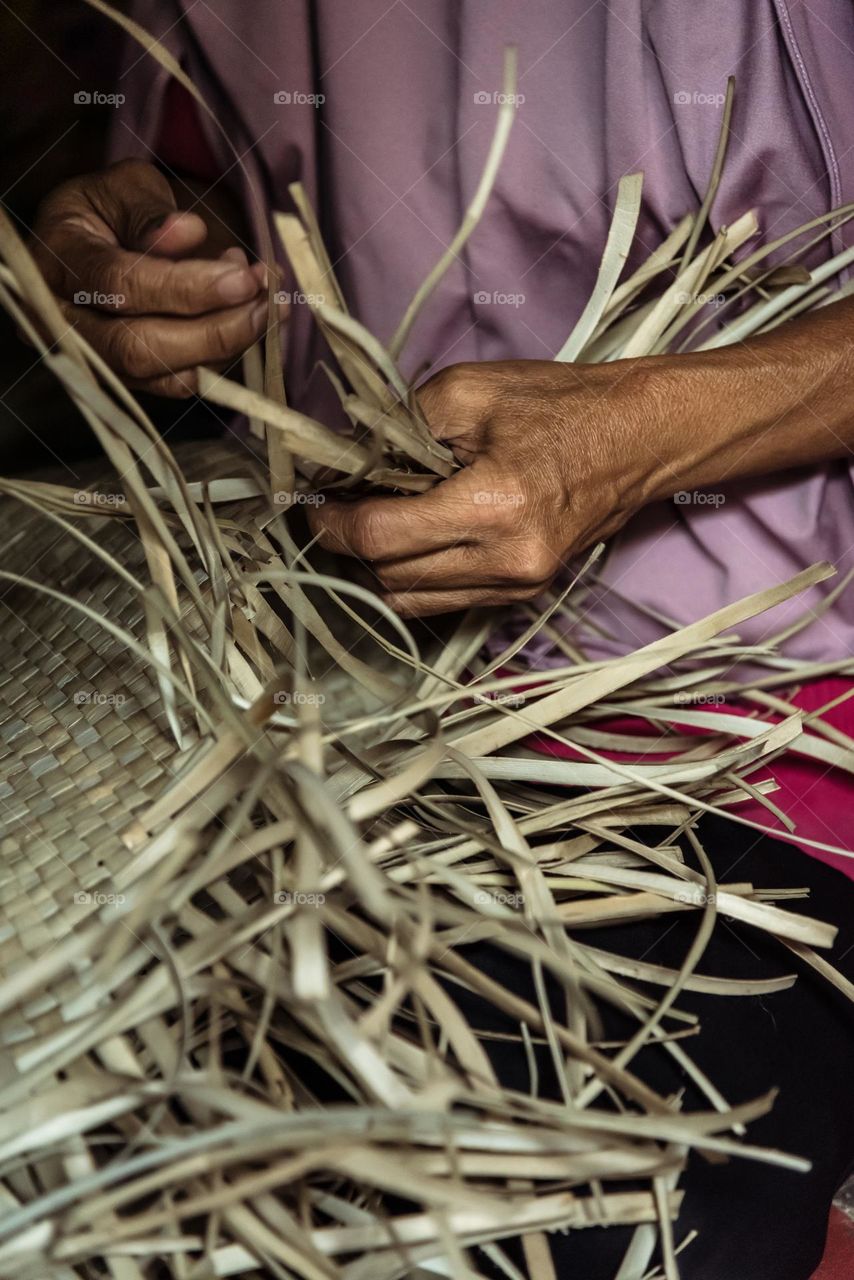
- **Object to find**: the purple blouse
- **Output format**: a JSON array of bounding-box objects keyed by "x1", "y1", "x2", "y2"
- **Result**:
[{"x1": 113, "y1": 0, "x2": 854, "y2": 666}]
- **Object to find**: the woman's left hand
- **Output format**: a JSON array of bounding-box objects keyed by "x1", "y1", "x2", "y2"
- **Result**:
[
  {"x1": 308, "y1": 300, "x2": 854, "y2": 618},
  {"x1": 308, "y1": 358, "x2": 674, "y2": 616}
]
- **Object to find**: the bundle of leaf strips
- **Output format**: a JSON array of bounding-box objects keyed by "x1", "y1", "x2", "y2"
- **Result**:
[{"x1": 0, "y1": 9, "x2": 853, "y2": 1279}]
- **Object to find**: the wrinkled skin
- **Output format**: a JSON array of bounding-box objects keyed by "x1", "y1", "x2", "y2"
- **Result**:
[
  {"x1": 26, "y1": 160, "x2": 854, "y2": 616},
  {"x1": 308, "y1": 298, "x2": 854, "y2": 617},
  {"x1": 309, "y1": 358, "x2": 673, "y2": 616},
  {"x1": 29, "y1": 158, "x2": 269, "y2": 397}
]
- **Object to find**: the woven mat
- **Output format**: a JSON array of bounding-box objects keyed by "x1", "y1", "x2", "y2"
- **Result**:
[{"x1": 0, "y1": 443, "x2": 236, "y2": 980}]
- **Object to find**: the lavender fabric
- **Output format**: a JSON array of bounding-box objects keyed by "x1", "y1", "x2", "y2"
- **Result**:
[{"x1": 113, "y1": 0, "x2": 854, "y2": 666}]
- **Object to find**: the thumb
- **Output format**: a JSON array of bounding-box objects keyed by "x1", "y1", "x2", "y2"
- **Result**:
[
  {"x1": 95, "y1": 159, "x2": 208, "y2": 258},
  {"x1": 133, "y1": 209, "x2": 209, "y2": 259},
  {"x1": 415, "y1": 363, "x2": 492, "y2": 461}
]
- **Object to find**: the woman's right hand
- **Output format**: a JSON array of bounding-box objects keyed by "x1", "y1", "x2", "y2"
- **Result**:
[{"x1": 29, "y1": 158, "x2": 269, "y2": 397}]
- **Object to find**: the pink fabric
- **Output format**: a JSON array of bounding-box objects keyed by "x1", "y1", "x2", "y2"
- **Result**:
[
  {"x1": 530, "y1": 677, "x2": 854, "y2": 878},
  {"x1": 157, "y1": 80, "x2": 220, "y2": 182},
  {"x1": 115, "y1": 2, "x2": 854, "y2": 866},
  {"x1": 811, "y1": 1206, "x2": 854, "y2": 1280},
  {"x1": 112, "y1": 0, "x2": 854, "y2": 673}
]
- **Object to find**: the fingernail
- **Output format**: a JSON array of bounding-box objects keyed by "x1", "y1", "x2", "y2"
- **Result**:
[
  {"x1": 251, "y1": 299, "x2": 269, "y2": 328},
  {"x1": 252, "y1": 261, "x2": 269, "y2": 288},
  {"x1": 222, "y1": 247, "x2": 250, "y2": 268},
  {"x1": 217, "y1": 269, "x2": 258, "y2": 304}
]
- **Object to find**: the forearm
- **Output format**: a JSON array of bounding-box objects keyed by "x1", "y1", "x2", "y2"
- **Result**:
[
  {"x1": 311, "y1": 296, "x2": 854, "y2": 617},
  {"x1": 633, "y1": 296, "x2": 854, "y2": 501}
]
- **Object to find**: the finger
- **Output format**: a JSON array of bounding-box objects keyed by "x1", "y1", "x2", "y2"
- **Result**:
[
  {"x1": 375, "y1": 545, "x2": 506, "y2": 592},
  {"x1": 415, "y1": 363, "x2": 492, "y2": 453},
  {"x1": 62, "y1": 296, "x2": 268, "y2": 381},
  {"x1": 48, "y1": 234, "x2": 264, "y2": 316},
  {"x1": 126, "y1": 367, "x2": 200, "y2": 399},
  {"x1": 307, "y1": 467, "x2": 493, "y2": 561},
  {"x1": 35, "y1": 159, "x2": 263, "y2": 314},
  {"x1": 308, "y1": 494, "x2": 469, "y2": 560},
  {"x1": 221, "y1": 247, "x2": 250, "y2": 268},
  {"x1": 222, "y1": 246, "x2": 269, "y2": 293},
  {"x1": 416, "y1": 372, "x2": 463, "y2": 442},
  {"x1": 126, "y1": 355, "x2": 235, "y2": 399},
  {"x1": 88, "y1": 159, "x2": 194, "y2": 255},
  {"x1": 135, "y1": 209, "x2": 209, "y2": 258},
  {"x1": 381, "y1": 585, "x2": 536, "y2": 618}
]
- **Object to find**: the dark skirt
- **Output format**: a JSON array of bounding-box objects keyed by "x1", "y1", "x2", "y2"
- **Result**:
[{"x1": 463, "y1": 815, "x2": 854, "y2": 1280}]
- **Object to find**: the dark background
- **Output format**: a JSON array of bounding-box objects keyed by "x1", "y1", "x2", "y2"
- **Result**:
[{"x1": 0, "y1": 0, "x2": 213, "y2": 475}]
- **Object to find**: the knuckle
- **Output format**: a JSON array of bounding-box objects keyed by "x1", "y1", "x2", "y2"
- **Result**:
[
  {"x1": 426, "y1": 362, "x2": 482, "y2": 413},
  {"x1": 513, "y1": 540, "x2": 558, "y2": 586},
  {"x1": 481, "y1": 480, "x2": 528, "y2": 529},
  {"x1": 162, "y1": 261, "x2": 196, "y2": 313},
  {"x1": 97, "y1": 160, "x2": 173, "y2": 243},
  {"x1": 91, "y1": 254, "x2": 127, "y2": 301},
  {"x1": 36, "y1": 173, "x2": 92, "y2": 223},
  {"x1": 418, "y1": 362, "x2": 495, "y2": 447},
  {"x1": 350, "y1": 507, "x2": 391, "y2": 559},
  {"x1": 32, "y1": 185, "x2": 95, "y2": 284},
  {"x1": 109, "y1": 324, "x2": 153, "y2": 379},
  {"x1": 446, "y1": 362, "x2": 479, "y2": 396},
  {"x1": 208, "y1": 315, "x2": 244, "y2": 362}
]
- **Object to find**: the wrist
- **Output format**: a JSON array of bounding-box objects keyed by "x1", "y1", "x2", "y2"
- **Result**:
[
  {"x1": 618, "y1": 305, "x2": 854, "y2": 503},
  {"x1": 623, "y1": 352, "x2": 741, "y2": 503},
  {"x1": 580, "y1": 355, "x2": 706, "y2": 509}
]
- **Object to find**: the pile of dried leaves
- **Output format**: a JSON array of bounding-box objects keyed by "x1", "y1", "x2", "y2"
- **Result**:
[{"x1": 0, "y1": 5, "x2": 853, "y2": 1278}]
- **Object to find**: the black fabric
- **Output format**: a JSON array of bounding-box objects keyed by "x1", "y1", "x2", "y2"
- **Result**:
[{"x1": 459, "y1": 816, "x2": 854, "y2": 1280}]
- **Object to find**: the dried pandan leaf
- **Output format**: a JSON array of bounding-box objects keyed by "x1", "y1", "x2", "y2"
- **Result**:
[{"x1": 0, "y1": 15, "x2": 852, "y2": 1280}]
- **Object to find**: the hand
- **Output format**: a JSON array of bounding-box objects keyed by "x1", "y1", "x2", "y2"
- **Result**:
[
  {"x1": 29, "y1": 158, "x2": 269, "y2": 396},
  {"x1": 309, "y1": 360, "x2": 672, "y2": 616}
]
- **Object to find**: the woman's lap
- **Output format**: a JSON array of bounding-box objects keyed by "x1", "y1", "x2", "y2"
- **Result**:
[{"x1": 463, "y1": 815, "x2": 854, "y2": 1279}]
